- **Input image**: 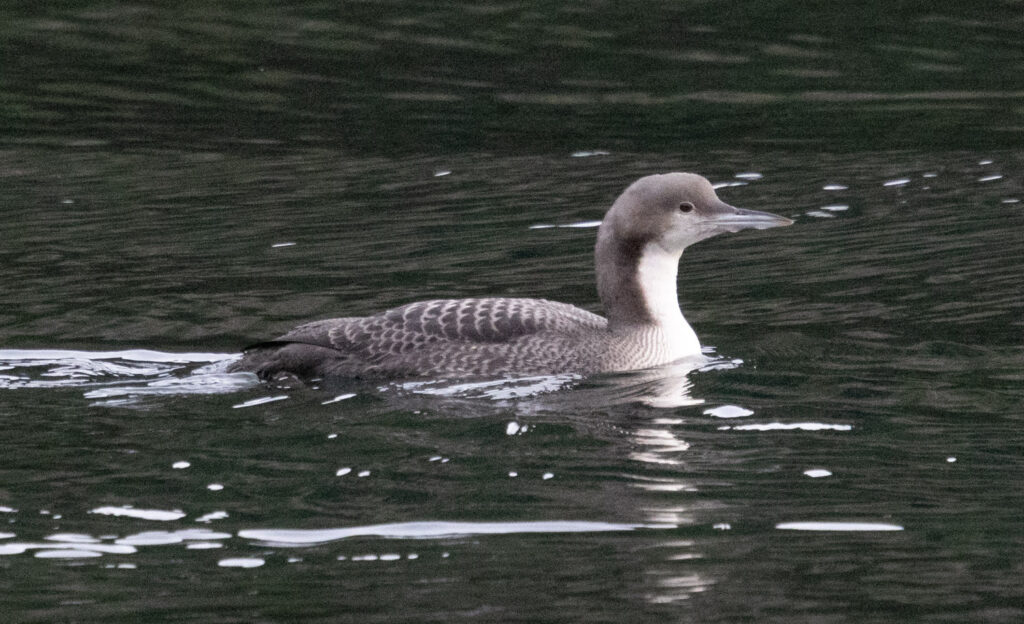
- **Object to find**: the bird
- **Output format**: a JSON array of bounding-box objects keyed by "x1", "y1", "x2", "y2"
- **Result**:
[{"x1": 230, "y1": 173, "x2": 792, "y2": 382}]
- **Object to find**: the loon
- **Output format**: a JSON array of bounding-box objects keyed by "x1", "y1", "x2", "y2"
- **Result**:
[{"x1": 230, "y1": 173, "x2": 792, "y2": 382}]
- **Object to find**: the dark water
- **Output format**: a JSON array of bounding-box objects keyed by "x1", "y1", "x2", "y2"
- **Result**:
[{"x1": 2, "y1": 3, "x2": 1023, "y2": 623}]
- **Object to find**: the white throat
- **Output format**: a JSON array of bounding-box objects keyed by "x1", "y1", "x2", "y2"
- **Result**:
[{"x1": 636, "y1": 242, "x2": 701, "y2": 358}]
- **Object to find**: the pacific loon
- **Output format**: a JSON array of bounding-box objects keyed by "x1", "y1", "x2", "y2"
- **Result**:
[{"x1": 230, "y1": 173, "x2": 792, "y2": 381}]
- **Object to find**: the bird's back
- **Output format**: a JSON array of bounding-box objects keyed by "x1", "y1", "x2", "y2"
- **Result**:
[{"x1": 232, "y1": 297, "x2": 610, "y2": 380}]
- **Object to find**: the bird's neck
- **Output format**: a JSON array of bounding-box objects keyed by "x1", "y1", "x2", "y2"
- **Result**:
[{"x1": 595, "y1": 237, "x2": 700, "y2": 355}]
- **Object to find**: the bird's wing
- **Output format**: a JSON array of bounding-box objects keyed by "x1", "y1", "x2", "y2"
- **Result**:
[{"x1": 266, "y1": 297, "x2": 607, "y2": 355}]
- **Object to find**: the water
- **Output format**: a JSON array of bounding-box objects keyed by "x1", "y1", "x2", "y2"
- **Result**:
[{"x1": 2, "y1": 3, "x2": 1024, "y2": 623}]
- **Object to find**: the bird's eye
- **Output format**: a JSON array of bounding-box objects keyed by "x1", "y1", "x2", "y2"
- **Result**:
[{"x1": 678, "y1": 202, "x2": 694, "y2": 213}]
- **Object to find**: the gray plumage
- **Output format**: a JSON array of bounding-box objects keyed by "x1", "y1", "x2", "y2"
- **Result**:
[{"x1": 231, "y1": 173, "x2": 791, "y2": 381}]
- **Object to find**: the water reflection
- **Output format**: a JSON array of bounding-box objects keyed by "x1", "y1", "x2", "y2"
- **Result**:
[
  {"x1": 396, "y1": 358, "x2": 714, "y2": 409},
  {"x1": 619, "y1": 393, "x2": 717, "y2": 604}
]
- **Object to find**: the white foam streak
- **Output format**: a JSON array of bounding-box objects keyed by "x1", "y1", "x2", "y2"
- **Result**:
[
  {"x1": 528, "y1": 220, "x2": 602, "y2": 230},
  {"x1": 0, "y1": 348, "x2": 254, "y2": 399},
  {"x1": 0, "y1": 542, "x2": 137, "y2": 556},
  {"x1": 0, "y1": 349, "x2": 233, "y2": 364},
  {"x1": 239, "y1": 520, "x2": 670, "y2": 545},
  {"x1": 116, "y1": 529, "x2": 231, "y2": 546},
  {"x1": 89, "y1": 506, "x2": 186, "y2": 521},
  {"x1": 703, "y1": 405, "x2": 753, "y2": 419},
  {"x1": 232, "y1": 395, "x2": 289, "y2": 409},
  {"x1": 721, "y1": 422, "x2": 852, "y2": 431},
  {"x1": 218, "y1": 557, "x2": 265, "y2": 568},
  {"x1": 85, "y1": 373, "x2": 254, "y2": 399},
  {"x1": 776, "y1": 521, "x2": 903, "y2": 532}
]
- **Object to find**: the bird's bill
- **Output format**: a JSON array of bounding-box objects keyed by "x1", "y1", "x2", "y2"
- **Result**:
[{"x1": 706, "y1": 202, "x2": 793, "y2": 234}]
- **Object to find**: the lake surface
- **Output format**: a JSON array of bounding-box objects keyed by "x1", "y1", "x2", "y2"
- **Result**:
[{"x1": 2, "y1": 3, "x2": 1023, "y2": 623}]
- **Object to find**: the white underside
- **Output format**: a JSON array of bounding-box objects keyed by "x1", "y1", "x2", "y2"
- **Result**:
[{"x1": 636, "y1": 243, "x2": 702, "y2": 361}]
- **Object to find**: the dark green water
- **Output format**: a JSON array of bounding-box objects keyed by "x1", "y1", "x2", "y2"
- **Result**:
[{"x1": 2, "y1": 3, "x2": 1023, "y2": 623}]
